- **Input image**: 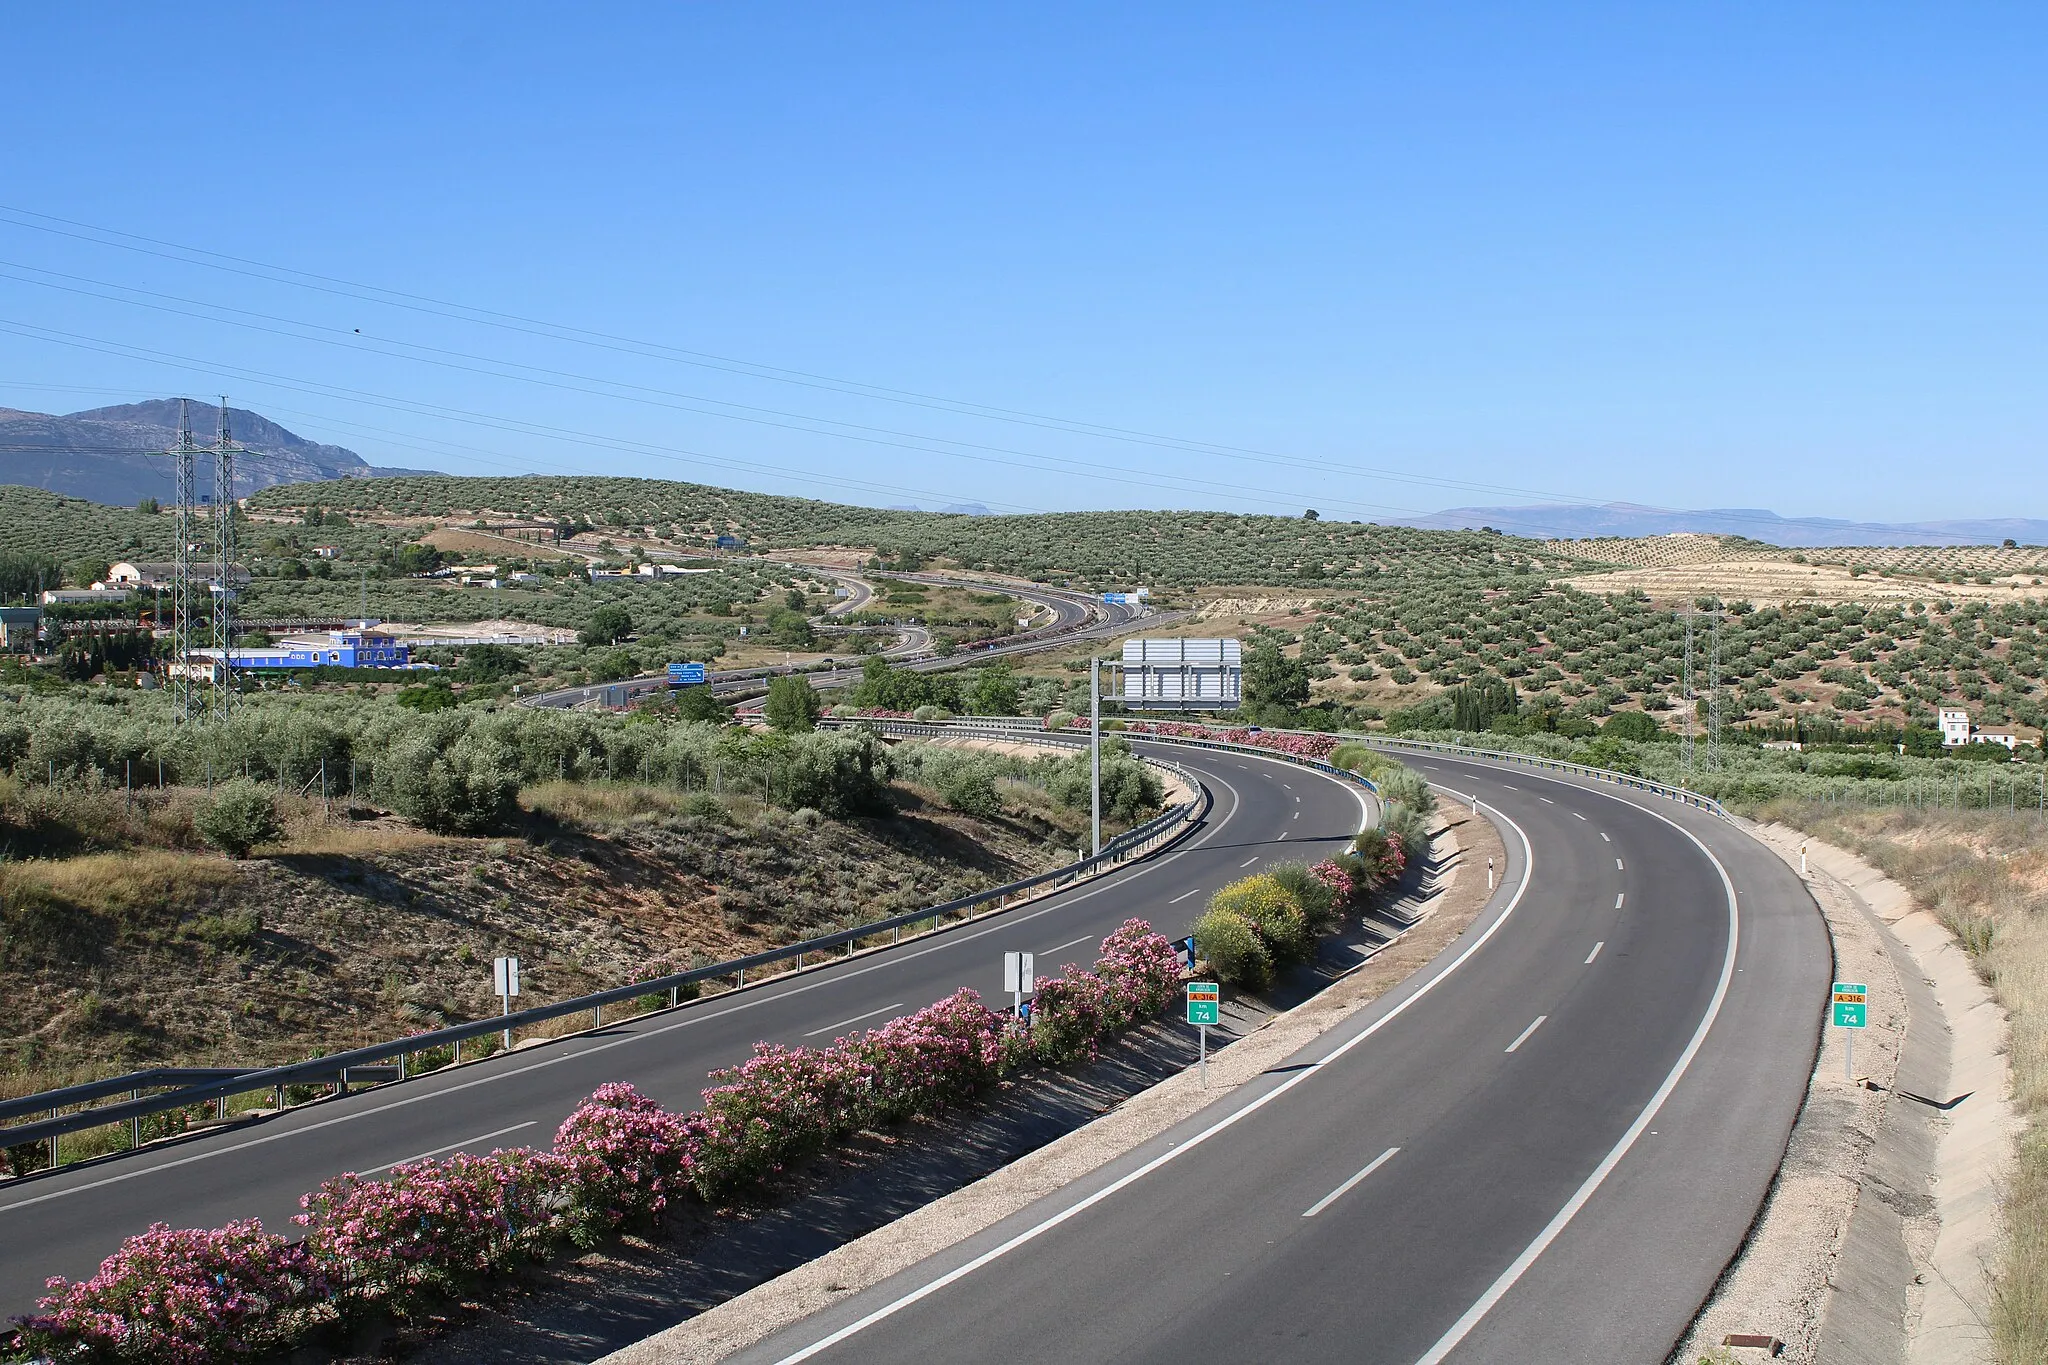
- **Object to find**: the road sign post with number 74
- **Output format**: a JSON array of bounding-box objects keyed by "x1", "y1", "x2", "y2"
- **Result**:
[
  {"x1": 1187, "y1": 983, "x2": 1219, "y2": 1087},
  {"x1": 1832, "y1": 981, "x2": 1867, "y2": 1079}
]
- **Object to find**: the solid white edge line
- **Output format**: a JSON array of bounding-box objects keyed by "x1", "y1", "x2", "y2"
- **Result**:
[
  {"x1": 1302, "y1": 1147, "x2": 1401, "y2": 1217},
  {"x1": 362, "y1": 1121, "x2": 537, "y2": 1175},
  {"x1": 766, "y1": 791, "x2": 1535, "y2": 1365},
  {"x1": 1585, "y1": 942, "x2": 1604, "y2": 965},
  {"x1": 1410, "y1": 772, "x2": 1743, "y2": 1365},
  {"x1": 1503, "y1": 1015, "x2": 1547, "y2": 1054},
  {"x1": 803, "y1": 1002, "x2": 907, "y2": 1038}
]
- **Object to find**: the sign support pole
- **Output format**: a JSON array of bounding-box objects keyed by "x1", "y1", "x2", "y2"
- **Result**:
[
  {"x1": 1199, "y1": 1023, "x2": 1208, "y2": 1088},
  {"x1": 1090, "y1": 656, "x2": 1101, "y2": 856}
]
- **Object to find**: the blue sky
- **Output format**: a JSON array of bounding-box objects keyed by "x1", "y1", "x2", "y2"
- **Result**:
[{"x1": 0, "y1": 3, "x2": 2040, "y2": 526}]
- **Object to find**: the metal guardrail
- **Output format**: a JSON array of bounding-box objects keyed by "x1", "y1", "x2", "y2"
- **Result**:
[
  {"x1": 0, "y1": 746, "x2": 1209, "y2": 1165},
  {"x1": 1355, "y1": 735, "x2": 1733, "y2": 819}
]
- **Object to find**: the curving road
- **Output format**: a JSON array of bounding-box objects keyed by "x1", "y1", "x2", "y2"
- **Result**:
[
  {"x1": 523, "y1": 571, "x2": 1171, "y2": 713},
  {"x1": 734, "y1": 753, "x2": 1829, "y2": 1365},
  {"x1": 0, "y1": 742, "x2": 1366, "y2": 1322}
]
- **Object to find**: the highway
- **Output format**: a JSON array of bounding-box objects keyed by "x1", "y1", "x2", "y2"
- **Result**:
[
  {"x1": 524, "y1": 570, "x2": 1167, "y2": 712},
  {"x1": 0, "y1": 741, "x2": 1367, "y2": 1322},
  {"x1": 735, "y1": 753, "x2": 1829, "y2": 1365}
]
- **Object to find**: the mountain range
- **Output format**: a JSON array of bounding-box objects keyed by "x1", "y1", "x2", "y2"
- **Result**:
[
  {"x1": 0, "y1": 400, "x2": 435, "y2": 506},
  {"x1": 1394, "y1": 501, "x2": 2048, "y2": 547}
]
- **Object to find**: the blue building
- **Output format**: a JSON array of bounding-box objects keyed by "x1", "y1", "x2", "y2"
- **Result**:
[{"x1": 193, "y1": 628, "x2": 415, "y2": 672}]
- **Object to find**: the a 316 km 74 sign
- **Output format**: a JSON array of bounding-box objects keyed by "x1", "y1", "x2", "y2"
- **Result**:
[
  {"x1": 1832, "y1": 981, "x2": 1867, "y2": 1029},
  {"x1": 1186, "y1": 982, "x2": 1220, "y2": 1026}
]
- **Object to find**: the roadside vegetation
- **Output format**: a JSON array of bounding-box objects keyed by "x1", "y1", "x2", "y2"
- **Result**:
[
  {"x1": 0, "y1": 688, "x2": 1158, "y2": 1114},
  {"x1": 11, "y1": 922, "x2": 1187, "y2": 1365},
  {"x1": 1764, "y1": 805, "x2": 2048, "y2": 1363}
]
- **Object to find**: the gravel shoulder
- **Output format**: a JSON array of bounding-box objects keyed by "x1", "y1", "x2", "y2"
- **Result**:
[{"x1": 1672, "y1": 822, "x2": 2017, "y2": 1365}]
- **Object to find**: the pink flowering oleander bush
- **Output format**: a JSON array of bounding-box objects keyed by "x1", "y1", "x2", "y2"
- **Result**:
[
  {"x1": 14, "y1": 933, "x2": 1180, "y2": 1362},
  {"x1": 1347, "y1": 828, "x2": 1408, "y2": 889},
  {"x1": 296, "y1": 1144, "x2": 564, "y2": 1321},
  {"x1": 551, "y1": 1082, "x2": 696, "y2": 1246},
  {"x1": 690, "y1": 988, "x2": 1006, "y2": 1203},
  {"x1": 1310, "y1": 858, "x2": 1356, "y2": 903},
  {"x1": 14, "y1": 1219, "x2": 315, "y2": 1364},
  {"x1": 1122, "y1": 721, "x2": 1340, "y2": 761},
  {"x1": 1029, "y1": 920, "x2": 1182, "y2": 1065}
]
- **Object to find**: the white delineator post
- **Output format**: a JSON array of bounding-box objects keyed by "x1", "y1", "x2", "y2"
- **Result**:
[
  {"x1": 1487, "y1": 857, "x2": 1495, "y2": 890},
  {"x1": 1090, "y1": 655, "x2": 1102, "y2": 856},
  {"x1": 493, "y1": 955, "x2": 521, "y2": 1050}
]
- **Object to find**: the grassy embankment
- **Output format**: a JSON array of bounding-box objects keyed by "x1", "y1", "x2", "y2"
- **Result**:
[
  {"x1": 0, "y1": 766, "x2": 1102, "y2": 1157},
  {"x1": 1766, "y1": 803, "x2": 2047, "y2": 1363}
]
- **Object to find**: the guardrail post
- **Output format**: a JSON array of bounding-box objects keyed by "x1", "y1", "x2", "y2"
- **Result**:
[
  {"x1": 48, "y1": 1130, "x2": 58, "y2": 1172},
  {"x1": 594, "y1": 1004, "x2": 603, "y2": 1028},
  {"x1": 670, "y1": 984, "x2": 680, "y2": 1008}
]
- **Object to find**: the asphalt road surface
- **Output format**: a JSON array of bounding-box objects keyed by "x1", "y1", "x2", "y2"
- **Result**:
[
  {"x1": 0, "y1": 741, "x2": 1367, "y2": 1321},
  {"x1": 735, "y1": 753, "x2": 1829, "y2": 1365}
]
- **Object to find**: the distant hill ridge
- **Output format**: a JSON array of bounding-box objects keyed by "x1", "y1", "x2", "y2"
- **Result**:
[
  {"x1": 0, "y1": 399, "x2": 435, "y2": 506},
  {"x1": 1397, "y1": 500, "x2": 2048, "y2": 548}
]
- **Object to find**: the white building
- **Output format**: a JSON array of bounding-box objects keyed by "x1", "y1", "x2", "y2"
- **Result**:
[
  {"x1": 1939, "y1": 707, "x2": 1974, "y2": 747},
  {"x1": 1941, "y1": 707, "x2": 2023, "y2": 750}
]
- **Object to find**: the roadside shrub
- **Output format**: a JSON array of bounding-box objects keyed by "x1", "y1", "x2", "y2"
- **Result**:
[
  {"x1": 932, "y1": 759, "x2": 1003, "y2": 818},
  {"x1": 1349, "y1": 828, "x2": 1409, "y2": 886},
  {"x1": 15, "y1": 1219, "x2": 315, "y2": 1363},
  {"x1": 1209, "y1": 874, "x2": 1313, "y2": 965},
  {"x1": 1192, "y1": 905, "x2": 1272, "y2": 989},
  {"x1": 1267, "y1": 861, "x2": 1341, "y2": 934},
  {"x1": 193, "y1": 779, "x2": 281, "y2": 858},
  {"x1": 380, "y1": 729, "x2": 520, "y2": 834},
  {"x1": 551, "y1": 1083, "x2": 695, "y2": 1245},
  {"x1": 297, "y1": 1148, "x2": 560, "y2": 1321}
]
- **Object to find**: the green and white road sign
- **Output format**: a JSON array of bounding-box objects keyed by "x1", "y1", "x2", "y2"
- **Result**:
[
  {"x1": 1832, "y1": 982, "x2": 1867, "y2": 1029},
  {"x1": 1186, "y1": 981, "x2": 1220, "y2": 1026}
]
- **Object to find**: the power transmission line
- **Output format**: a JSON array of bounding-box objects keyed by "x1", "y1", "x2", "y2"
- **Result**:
[{"x1": 0, "y1": 202, "x2": 1995, "y2": 545}]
